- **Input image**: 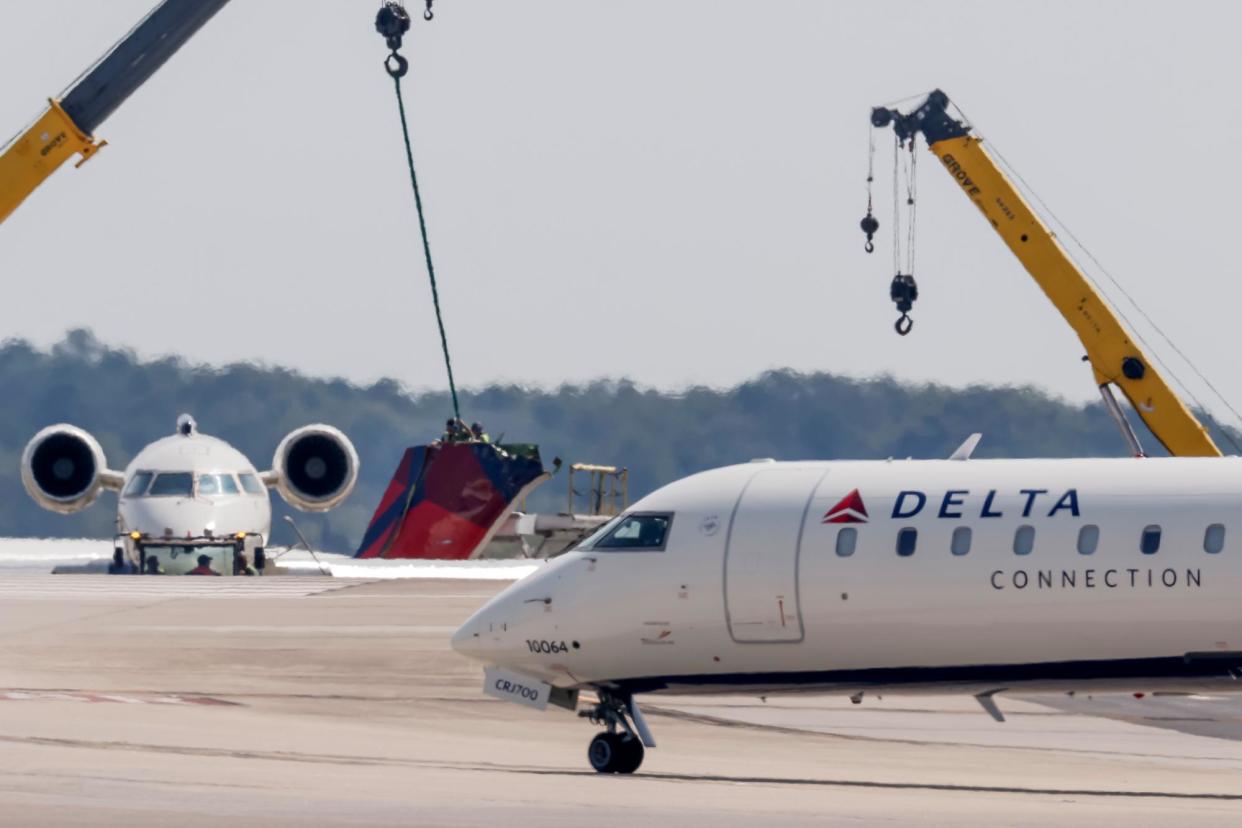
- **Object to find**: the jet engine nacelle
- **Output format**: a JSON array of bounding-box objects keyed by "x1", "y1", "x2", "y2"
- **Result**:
[
  {"x1": 270, "y1": 425, "x2": 359, "y2": 512},
  {"x1": 21, "y1": 424, "x2": 120, "y2": 514}
]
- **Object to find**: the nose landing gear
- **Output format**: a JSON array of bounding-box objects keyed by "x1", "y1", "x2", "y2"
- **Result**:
[
  {"x1": 587, "y1": 731, "x2": 644, "y2": 774},
  {"x1": 580, "y1": 689, "x2": 655, "y2": 774}
]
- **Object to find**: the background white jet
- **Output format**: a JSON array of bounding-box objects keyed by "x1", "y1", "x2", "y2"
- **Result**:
[{"x1": 20, "y1": 414, "x2": 357, "y2": 575}]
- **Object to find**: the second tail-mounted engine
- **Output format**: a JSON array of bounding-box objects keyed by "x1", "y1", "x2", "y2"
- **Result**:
[
  {"x1": 269, "y1": 425, "x2": 359, "y2": 512},
  {"x1": 20, "y1": 424, "x2": 122, "y2": 514}
]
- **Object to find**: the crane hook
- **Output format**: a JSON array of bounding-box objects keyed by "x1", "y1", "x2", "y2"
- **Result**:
[
  {"x1": 385, "y1": 52, "x2": 409, "y2": 78},
  {"x1": 424, "y1": 0, "x2": 434, "y2": 20},
  {"x1": 894, "y1": 313, "x2": 913, "y2": 336},
  {"x1": 860, "y1": 211, "x2": 879, "y2": 254}
]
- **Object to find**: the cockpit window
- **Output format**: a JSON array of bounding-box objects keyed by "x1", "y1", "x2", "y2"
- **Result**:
[
  {"x1": 147, "y1": 472, "x2": 193, "y2": 497},
  {"x1": 238, "y1": 473, "x2": 265, "y2": 495},
  {"x1": 592, "y1": 513, "x2": 673, "y2": 551},
  {"x1": 197, "y1": 473, "x2": 240, "y2": 496},
  {"x1": 123, "y1": 471, "x2": 154, "y2": 497},
  {"x1": 575, "y1": 515, "x2": 622, "y2": 550}
]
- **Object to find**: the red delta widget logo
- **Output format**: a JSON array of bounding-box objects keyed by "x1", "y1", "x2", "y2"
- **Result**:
[
  {"x1": 823, "y1": 488, "x2": 1081, "y2": 523},
  {"x1": 823, "y1": 489, "x2": 869, "y2": 524}
]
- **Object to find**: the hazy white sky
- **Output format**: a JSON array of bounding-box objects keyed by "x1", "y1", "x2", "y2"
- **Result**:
[{"x1": 1, "y1": 1, "x2": 1239, "y2": 415}]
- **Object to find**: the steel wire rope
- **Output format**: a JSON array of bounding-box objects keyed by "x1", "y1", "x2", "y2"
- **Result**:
[
  {"x1": 388, "y1": 67, "x2": 462, "y2": 422},
  {"x1": 865, "y1": 123, "x2": 876, "y2": 212},
  {"x1": 867, "y1": 124, "x2": 876, "y2": 185},
  {"x1": 905, "y1": 143, "x2": 919, "y2": 276},
  {"x1": 891, "y1": 135, "x2": 902, "y2": 276},
  {"x1": 878, "y1": 90, "x2": 937, "y2": 110}
]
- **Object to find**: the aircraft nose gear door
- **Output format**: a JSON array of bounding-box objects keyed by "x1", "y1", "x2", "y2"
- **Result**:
[{"x1": 724, "y1": 468, "x2": 826, "y2": 643}]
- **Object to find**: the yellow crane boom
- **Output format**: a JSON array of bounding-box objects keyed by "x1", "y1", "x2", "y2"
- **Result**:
[
  {"x1": 871, "y1": 90, "x2": 1220, "y2": 458},
  {"x1": 0, "y1": 0, "x2": 230, "y2": 226}
]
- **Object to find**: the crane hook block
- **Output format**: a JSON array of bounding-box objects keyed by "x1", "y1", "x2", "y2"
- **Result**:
[
  {"x1": 376, "y1": 3, "x2": 412, "y2": 51},
  {"x1": 890, "y1": 272, "x2": 918, "y2": 336},
  {"x1": 860, "y1": 212, "x2": 879, "y2": 254}
]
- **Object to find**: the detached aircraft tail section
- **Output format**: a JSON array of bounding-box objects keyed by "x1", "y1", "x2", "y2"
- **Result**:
[{"x1": 355, "y1": 442, "x2": 547, "y2": 560}]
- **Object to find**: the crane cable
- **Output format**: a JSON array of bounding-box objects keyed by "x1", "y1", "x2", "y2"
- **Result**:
[
  {"x1": 883, "y1": 134, "x2": 919, "y2": 335},
  {"x1": 859, "y1": 125, "x2": 879, "y2": 253},
  {"x1": 374, "y1": 1, "x2": 461, "y2": 422}
]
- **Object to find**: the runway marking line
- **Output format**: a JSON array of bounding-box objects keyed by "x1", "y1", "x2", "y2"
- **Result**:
[
  {"x1": 0, "y1": 689, "x2": 238, "y2": 706},
  {"x1": 0, "y1": 575, "x2": 361, "y2": 599}
]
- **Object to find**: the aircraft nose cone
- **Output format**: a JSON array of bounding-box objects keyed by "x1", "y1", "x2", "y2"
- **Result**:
[{"x1": 451, "y1": 621, "x2": 484, "y2": 660}]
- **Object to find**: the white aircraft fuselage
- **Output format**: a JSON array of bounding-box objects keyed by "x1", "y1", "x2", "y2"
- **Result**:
[
  {"x1": 453, "y1": 456, "x2": 1242, "y2": 770},
  {"x1": 117, "y1": 431, "x2": 272, "y2": 542}
]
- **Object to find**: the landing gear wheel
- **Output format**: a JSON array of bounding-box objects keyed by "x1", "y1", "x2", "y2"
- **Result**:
[
  {"x1": 588, "y1": 732, "x2": 621, "y2": 773},
  {"x1": 615, "y1": 735, "x2": 644, "y2": 774},
  {"x1": 588, "y1": 732, "x2": 644, "y2": 774}
]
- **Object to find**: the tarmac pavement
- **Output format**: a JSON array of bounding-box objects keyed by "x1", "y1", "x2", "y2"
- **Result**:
[{"x1": 0, "y1": 575, "x2": 1239, "y2": 826}]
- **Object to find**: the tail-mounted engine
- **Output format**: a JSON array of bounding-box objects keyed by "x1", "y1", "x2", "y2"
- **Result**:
[
  {"x1": 21, "y1": 425, "x2": 121, "y2": 514},
  {"x1": 270, "y1": 425, "x2": 359, "y2": 512}
]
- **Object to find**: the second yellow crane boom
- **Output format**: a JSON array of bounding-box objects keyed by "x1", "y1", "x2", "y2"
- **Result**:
[{"x1": 870, "y1": 90, "x2": 1220, "y2": 458}]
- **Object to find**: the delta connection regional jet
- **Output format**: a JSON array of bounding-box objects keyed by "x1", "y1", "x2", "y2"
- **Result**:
[{"x1": 453, "y1": 438, "x2": 1242, "y2": 773}]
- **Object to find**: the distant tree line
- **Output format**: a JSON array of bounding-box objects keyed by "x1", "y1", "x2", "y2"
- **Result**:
[{"x1": 1, "y1": 329, "x2": 1229, "y2": 552}]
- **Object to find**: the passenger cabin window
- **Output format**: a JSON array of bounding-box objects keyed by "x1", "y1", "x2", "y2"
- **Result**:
[
  {"x1": 1013, "y1": 525, "x2": 1035, "y2": 556},
  {"x1": 896, "y1": 527, "x2": 917, "y2": 557},
  {"x1": 1205, "y1": 523, "x2": 1226, "y2": 554},
  {"x1": 123, "y1": 471, "x2": 154, "y2": 497},
  {"x1": 238, "y1": 473, "x2": 265, "y2": 495},
  {"x1": 198, "y1": 473, "x2": 240, "y2": 496},
  {"x1": 950, "y1": 526, "x2": 971, "y2": 556},
  {"x1": 592, "y1": 513, "x2": 672, "y2": 551},
  {"x1": 1077, "y1": 525, "x2": 1099, "y2": 556},
  {"x1": 1141, "y1": 525, "x2": 1162, "y2": 555},
  {"x1": 147, "y1": 472, "x2": 193, "y2": 497},
  {"x1": 835, "y1": 528, "x2": 857, "y2": 557}
]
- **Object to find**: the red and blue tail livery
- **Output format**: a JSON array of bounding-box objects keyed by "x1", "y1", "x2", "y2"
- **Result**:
[{"x1": 355, "y1": 442, "x2": 547, "y2": 560}]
